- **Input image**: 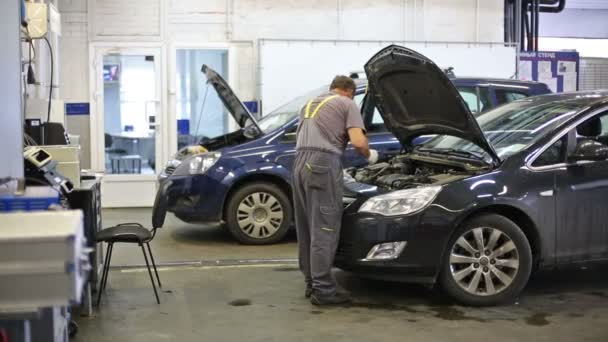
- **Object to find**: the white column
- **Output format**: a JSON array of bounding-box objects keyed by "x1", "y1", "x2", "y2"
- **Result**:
[{"x1": 0, "y1": 0, "x2": 24, "y2": 178}]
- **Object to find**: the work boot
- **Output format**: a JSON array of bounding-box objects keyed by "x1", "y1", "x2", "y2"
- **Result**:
[
  {"x1": 310, "y1": 291, "x2": 351, "y2": 306},
  {"x1": 305, "y1": 285, "x2": 313, "y2": 298}
]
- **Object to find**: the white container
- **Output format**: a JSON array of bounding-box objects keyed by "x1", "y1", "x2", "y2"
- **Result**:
[
  {"x1": 0, "y1": 210, "x2": 90, "y2": 311},
  {"x1": 41, "y1": 145, "x2": 81, "y2": 187}
]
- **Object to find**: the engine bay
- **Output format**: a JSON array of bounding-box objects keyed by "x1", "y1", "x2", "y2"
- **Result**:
[{"x1": 345, "y1": 154, "x2": 481, "y2": 190}]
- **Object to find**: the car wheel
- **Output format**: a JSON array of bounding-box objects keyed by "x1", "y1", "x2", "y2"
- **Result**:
[
  {"x1": 440, "y1": 213, "x2": 532, "y2": 306},
  {"x1": 225, "y1": 182, "x2": 292, "y2": 245}
]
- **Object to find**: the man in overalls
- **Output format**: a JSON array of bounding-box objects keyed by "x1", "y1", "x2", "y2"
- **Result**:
[{"x1": 293, "y1": 76, "x2": 378, "y2": 305}]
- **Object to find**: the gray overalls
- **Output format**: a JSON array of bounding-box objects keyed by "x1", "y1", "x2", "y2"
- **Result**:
[{"x1": 292, "y1": 93, "x2": 345, "y2": 297}]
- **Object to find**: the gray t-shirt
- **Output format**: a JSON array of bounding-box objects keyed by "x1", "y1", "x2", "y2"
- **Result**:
[{"x1": 297, "y1": 91, "x2": 366, "y2": 152}]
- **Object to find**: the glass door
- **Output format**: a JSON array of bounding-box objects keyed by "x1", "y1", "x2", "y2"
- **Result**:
[
  {"x1": 92, "y1": 46, "x2": 165, "y2": 207},
  {"x1": 172, "y1": 48, "x2": 229, "y2": 151}
]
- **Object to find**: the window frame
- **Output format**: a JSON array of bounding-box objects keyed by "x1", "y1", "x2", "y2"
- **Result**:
[{"x1": 526, "y1": 106, "x2": 608, "y2": 171}]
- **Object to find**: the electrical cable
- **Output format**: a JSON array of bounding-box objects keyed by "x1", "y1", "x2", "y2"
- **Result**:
[
  {"x1": 43, "y1": 37, "x2": 54, "y2": 123},
  {"x1": 24, "y1": 133, "x2": 38, "y2": 147}
]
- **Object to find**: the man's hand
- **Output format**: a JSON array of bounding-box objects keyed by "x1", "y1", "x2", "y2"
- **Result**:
[
  {"x1": 367, "y1": 149, "x2": 379, "y2": 165},
  {"x1": 347, "y1": 127, "x2": 371, "y2": 158}
]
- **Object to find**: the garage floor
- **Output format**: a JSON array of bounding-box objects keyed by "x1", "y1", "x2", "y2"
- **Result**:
[{"x1": 74, "y1": 209, "x2": 608, "y2": 341}]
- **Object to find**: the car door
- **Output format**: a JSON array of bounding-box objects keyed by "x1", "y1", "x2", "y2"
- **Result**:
[{"x1": 554, "y1": 111, "x2": 608, "y2": 263}]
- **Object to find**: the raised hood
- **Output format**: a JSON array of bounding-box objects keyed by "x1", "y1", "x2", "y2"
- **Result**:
[
  {"x1": 201, "y1": 65, "x2": 261, "y2": 130},
  {"x1": 364, "y1": 45, "x2": 500, "y2": 163}
]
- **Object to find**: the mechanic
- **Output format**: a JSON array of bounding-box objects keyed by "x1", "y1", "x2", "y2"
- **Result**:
[{"x1": 293, "y1": 75, "x2": 378, "y2": 305}]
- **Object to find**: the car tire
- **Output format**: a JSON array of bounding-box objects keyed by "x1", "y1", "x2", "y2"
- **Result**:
[
  {"x1": 440, "y1": 213, "x2": 532, "y2": 306},
  {"x1": 225, "y1": 182, "x2": 292, "y2": 245}
]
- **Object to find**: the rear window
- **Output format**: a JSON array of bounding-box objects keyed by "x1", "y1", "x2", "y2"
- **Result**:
[
  {"x1": 456, "y1": 87, "x2": 492, "y2": 115},
  {"x1": 495, "y1": 88, "x2": 528, "y2": 105}
]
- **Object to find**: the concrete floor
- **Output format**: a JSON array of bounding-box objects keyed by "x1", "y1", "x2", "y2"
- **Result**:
[{"x1": 74, "y1": 208, "x2": 608, "y2": 341}]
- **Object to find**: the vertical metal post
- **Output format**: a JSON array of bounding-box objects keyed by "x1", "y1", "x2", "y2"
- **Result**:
[
  {"x1": 534, "y1": 0, "x2": 540, "y2": 51},
  {"x1": 0, "y1": 0, "x2": 24, "y2": 178},
  {"x1": 515, "y1": 0, "x2": 523, "y2": 51}
]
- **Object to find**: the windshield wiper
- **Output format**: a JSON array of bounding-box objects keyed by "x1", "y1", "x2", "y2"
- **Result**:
[{"x1": 415, "y1": 147, "x2": 486, "y2": 161}]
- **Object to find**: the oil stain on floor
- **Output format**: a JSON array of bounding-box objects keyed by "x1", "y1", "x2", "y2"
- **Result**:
[
  {"x1": 428, "y1": 306, "x2": 488, "y2": 323},
  {"x1": 525, "y1": 312, "x2": 551, "y2": 326},
  {"x1": 229, "y1": 299, "x2": 252, "y2": 306}
]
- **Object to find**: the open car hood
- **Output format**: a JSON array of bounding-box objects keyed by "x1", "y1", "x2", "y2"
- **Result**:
[
  {"x1": 201, "y1": 65, "x2": 261, "y2": 131},
  {"x1": 364, "y1": 45, "x2": 500, "y2": 164}
]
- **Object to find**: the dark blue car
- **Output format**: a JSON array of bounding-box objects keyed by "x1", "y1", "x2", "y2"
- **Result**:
[{"x1": 155, "y1": 65, "x2": 551, "y2": 245}]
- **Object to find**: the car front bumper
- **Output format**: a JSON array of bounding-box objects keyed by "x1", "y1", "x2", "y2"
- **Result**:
[
  {"x1": 156, "y1": 173, "x2": 229, "y2": 224},
  {"x1": 335, "y1": 206, "x2": 457, "y2": 284}
]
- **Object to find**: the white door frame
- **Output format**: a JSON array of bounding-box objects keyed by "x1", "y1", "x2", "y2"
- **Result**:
[
  {"x1": 89, "y1": 42, "x2": 168, "y2": 207},
  {"x1": 167, "y1": 42, "x2": 235, "y2": 158}
]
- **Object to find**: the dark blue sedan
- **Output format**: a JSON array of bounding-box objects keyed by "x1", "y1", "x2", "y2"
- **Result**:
[{"x1": 154, "y1": 65, "x2": 550, "y2": 245}]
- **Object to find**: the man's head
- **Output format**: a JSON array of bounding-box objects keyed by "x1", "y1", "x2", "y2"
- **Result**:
[{"x1": 330, "y1": 75, "x2": 356, "y2": 99}]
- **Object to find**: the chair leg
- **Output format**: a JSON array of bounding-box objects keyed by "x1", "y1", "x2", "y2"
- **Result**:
[
  {"x1": 101, "y1": 243, "x2": 114, "y2": 292},
  {"x1": 140, "y1": 243, "x2": 160, "y2": 304},
  {"x1": 146, "y1": 242, "x2": 162, "y2": 288},
  {"x1": 96, "y1": 242, "x2": 113, "y2": 306}
]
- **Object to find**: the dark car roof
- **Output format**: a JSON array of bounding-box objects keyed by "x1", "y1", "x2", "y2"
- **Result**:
[
  {"x1": 448, "y1": 77, "x2": 546, "y2": 87},
  {"x1": 353, "y1": 77, "x2": 547, "y2": 89},
  {"x1": 513, "y1": 90, "x2": 608, "y2": 107}
]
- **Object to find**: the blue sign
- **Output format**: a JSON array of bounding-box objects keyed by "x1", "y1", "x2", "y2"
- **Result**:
[
  {"x1": 65, "y1": 103, "x2": 90, "y2": 115},
  {"x1": 518, "y1": 51, "x2": 579, "y2": 93},
  {"x1": 243, "y1": 101, "x2": 259, "y2": 114}
]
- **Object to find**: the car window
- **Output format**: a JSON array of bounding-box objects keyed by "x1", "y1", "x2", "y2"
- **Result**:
[
  {"x1": 456, "y1": 87, "x2": 492, "y2": 115},
  {"x1": 532, "y1": 137, "x2": 566, "y2": 167},
  {"x1": 575, "y1": 112, "x2": 608, "y2": 146},
  {"x1": 495, "y1": 89, "x2": 528, "y2": 105},
  {"x1": 601, "y1": 116, "x2": 608, "y2": 136},
  {"x1": 257, "y1": 85, "x2": 328, "y2": 133},
  {"x1": 422, "y1": 101, "x2": 581, "y2": 162},
  {"x1": 354, "y1": 92, "x2": 386, "y2": 132}
]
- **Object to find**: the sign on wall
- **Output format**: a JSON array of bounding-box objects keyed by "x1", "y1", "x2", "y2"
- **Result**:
[{"x1": 518, "y1": 51, "x2": 580, "y2": 93}]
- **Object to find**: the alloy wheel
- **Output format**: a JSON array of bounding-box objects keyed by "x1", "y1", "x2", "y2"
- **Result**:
[
  {"x1": 236, "y1": 192, "x2": 284, "y2": 239},
  {"x1": 449, "y1": 227, "x2": 520, "y2": 296}
]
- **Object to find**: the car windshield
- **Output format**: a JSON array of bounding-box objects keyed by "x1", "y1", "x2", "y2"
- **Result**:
[
  {"x1": 255, "y1": 86, "x2": 329, "y2": 133},
  {"x1": 419, "y1": 99, "x2": 582, "y2": 162}
]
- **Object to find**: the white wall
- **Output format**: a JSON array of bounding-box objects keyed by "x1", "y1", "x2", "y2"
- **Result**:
[
  {"x1": 540, "y1": 37, "x2": 608, "y2": 58},
  {"x1": 540, "y1": 9, "x2": 608, "y2": 39},
  {"x1": 58, "y1": 0, "x2": 504, "y2": 164},
  {"x1": 59, "y1": 0, "x2": 505, "y2": 98}
]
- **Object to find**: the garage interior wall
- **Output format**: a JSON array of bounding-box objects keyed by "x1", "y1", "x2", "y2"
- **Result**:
[
  {"x1": 538, "y1": 1, "x2": 608, "y2": 58},
  {"x1": 58, "y1": 0, "x2": 504, "y2": 168}
]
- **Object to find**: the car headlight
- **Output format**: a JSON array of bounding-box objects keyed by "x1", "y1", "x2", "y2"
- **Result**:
[
  {"x1": 172, "y1": 152, "x2": 221, "y2": 176},
  {"x1": 167, "y1": 159, "x2": 182, "y2": 168},
  {"x1": 358, "y1": 186, "x2": 442, "y2": 216}
]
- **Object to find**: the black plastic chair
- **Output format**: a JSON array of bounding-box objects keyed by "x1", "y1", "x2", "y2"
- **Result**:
[{"x1": 95, "y1": 189, "x2": 168, "y2": 305}]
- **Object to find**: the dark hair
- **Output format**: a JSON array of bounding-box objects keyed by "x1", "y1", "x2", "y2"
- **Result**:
[{"x1": 330, "y1": 75, "x2": 356, "y2": 92}]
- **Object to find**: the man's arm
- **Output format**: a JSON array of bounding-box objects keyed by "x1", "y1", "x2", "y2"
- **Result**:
[
  {"x1": 344, "y1": 98, "x2": 378, "y2": 164},
  {"x1": 348, "y1": 127, "x2": 370, "y2": 159}
]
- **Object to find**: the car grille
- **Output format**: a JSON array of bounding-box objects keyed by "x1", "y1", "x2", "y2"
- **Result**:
[{"x1": 335, "y1": 241, "x2": 354, "y2": 261}]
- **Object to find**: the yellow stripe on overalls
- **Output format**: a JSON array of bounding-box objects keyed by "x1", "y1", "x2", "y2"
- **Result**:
[{"x1": 304, "y1": 95, "x2": 339, "y2": 119}]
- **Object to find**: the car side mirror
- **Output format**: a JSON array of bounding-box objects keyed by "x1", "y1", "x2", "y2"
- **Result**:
[{"x1": 567, "y1": 139, "x2": 608, "y2": 163}]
